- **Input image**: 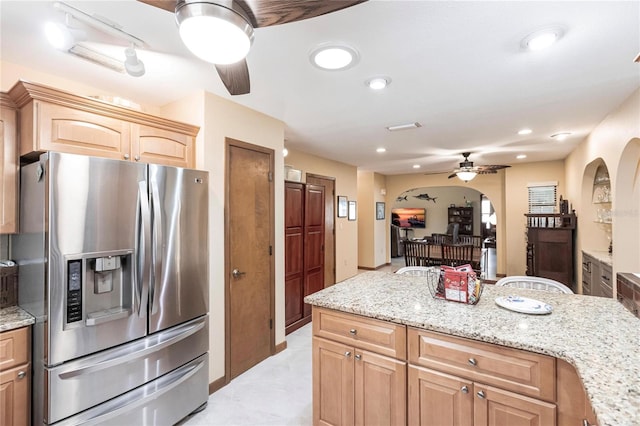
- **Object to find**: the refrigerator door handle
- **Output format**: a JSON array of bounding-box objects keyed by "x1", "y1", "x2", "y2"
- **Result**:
[
  {"x1": 137, "y1": 181, "x2": 151, "y2": 316},
  {"x1": 150, "y1": 180, "x2": 163, "y2": 315}
]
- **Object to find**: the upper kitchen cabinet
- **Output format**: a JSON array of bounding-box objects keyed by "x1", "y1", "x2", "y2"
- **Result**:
[
  {"x1": 1, "y1": 93, "x2": 19, "y2": 234},
  {"x1": 8, "y1": 81, "x2": 198, "y2": 168}
]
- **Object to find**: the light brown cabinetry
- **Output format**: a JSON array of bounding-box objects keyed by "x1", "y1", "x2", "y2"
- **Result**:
[
  {"x1": 285, "y1": 182, "x2": 325, "y2": 334},
  {"x1": 8, "y1": 81, "x2": 198, "y2": 168},
  {"x1": 556, "y1": 359, "x2": 598, "y2": 426},
  {"x1": 312, "y1": 308, "x2": 406, "y2": 426},
  {"x1": 0, "y1": 326, "x2": 31, "y2": 426},
  {"x1": 408, "y1": 328, "x2": 556, "y2": 426},
  {"x1": 0, "y1": 93, "x2": 19, "y2": 234}
]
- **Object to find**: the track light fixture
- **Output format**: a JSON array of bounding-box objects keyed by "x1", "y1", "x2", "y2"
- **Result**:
[
  {"x1": 124, "y1": 47, "x2": 145, "y2": 77},
  {"x1": 175, "y1": 1, "x2": 254, "y2": 65},
  {"x1": 44, "y1": 13, "x2": 86, "y2": 51}
]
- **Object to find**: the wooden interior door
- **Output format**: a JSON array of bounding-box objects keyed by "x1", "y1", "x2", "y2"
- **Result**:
[
  {"x1": 225, "y1": 139, "x2": 274, "y2": 380},
  {"x1": 303, "y1": 184, "x2": 325, "y2": 318},
  {"x1": 284, "y1": 182, "x2": 304, "y2": 328},
  {"x1": 306, "y1": 174, "x2": 336, "y2": 288}
]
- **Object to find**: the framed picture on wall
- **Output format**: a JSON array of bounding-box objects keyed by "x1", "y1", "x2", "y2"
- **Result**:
[
  {"x1": 337, "y1": 196, "x2": 348, "y2": 218},
  {"x1": 348, "y1": 201, "x2": 357, "y2": 221},
  {"x1": 376, "y1": 202, "x2": 385, "y2": 220}
]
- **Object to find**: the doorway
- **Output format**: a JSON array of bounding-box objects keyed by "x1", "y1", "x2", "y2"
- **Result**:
[
  {"x1": 305, "y1": 174, "x2": 336, "y2": 287},
  {"x1": 225, "y1": 138, "x2": 275, "y2": 380}
]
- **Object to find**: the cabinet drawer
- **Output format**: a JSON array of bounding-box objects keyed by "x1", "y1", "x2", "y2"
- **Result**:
[
  {"x1": 0, "y1": 326, "x2": 30, "y2": 371},
  {"x1": 408, "y1": 328, "x2": 555, "y2": 402},
  {"x1": 312, "y1": 308, "x2": 406, "y2": 359},
  {"x1": 600, "y1": 264, "x2": 613, "y2": 297}
]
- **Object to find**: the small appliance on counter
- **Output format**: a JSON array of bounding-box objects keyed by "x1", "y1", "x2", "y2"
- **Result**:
[{"x1": 0, "y1": 260, "x2": 18, "y2": 308}]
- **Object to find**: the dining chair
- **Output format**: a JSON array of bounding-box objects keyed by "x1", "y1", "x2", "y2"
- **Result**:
[
  {"x1": 441, "y1": 243, "x2": 474, "y2": 268},
  {"x1": 396, "y1": 266, "x2": 434, "y2": 277},
  {"x1": 495, "y1": 276, "x2": 574, "y2": 294}
]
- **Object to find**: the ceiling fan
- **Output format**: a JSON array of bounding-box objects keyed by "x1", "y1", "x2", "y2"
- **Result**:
[
  {"x1": 138, "y1": 0, "x2": 367, "y2": 95},
  {"x1": 448, "y1": 152, "x2": 510, "y2": 182}
]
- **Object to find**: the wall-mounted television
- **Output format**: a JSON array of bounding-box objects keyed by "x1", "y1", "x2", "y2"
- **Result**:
[{"x1": 391, "y1": 208, "x2": 426, "y2": 228}]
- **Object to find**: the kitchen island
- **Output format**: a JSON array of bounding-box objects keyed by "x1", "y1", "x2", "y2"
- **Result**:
[{"x1": 305, "y1": 271, "x2": 639, "y2": 426}]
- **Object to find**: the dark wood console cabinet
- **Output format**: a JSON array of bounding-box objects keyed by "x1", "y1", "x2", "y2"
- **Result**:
[
  {"x1": 525, "y1": 213, "x2": 576, "y2": 289},
  {"x1": 285, "y1": 181, "x2": 325, "y2": 335}
]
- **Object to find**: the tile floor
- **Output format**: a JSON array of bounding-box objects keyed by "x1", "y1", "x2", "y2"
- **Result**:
[{"x1": 183, "y1": 323, "x2": 312, "y2": 426}]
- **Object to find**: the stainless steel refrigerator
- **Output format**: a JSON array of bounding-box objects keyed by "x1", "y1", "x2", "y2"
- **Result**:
[{"x1": 13, "y1": 152, "x2": 209, "y2": 425}]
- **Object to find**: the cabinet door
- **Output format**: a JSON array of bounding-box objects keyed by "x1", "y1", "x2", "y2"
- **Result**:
[
  {"x1": 354, "y1": 350, "x2": 406, "y2": 426},
  {"x1": 0, "y1": 102, "x2": 18, "y2": 234},
  {"x1": 131, "y1": 124, "x2": 194, "y2": 168},
  {"x1": 0, "y1": 363, "x2": 30, "y2": 426},
  {"x1": 408, "y1": 365, "x2": 472, "y2": 426},
  {"x1": 557, "y1": 359, "x2": 595, "y2": 425},
  {"x1": 28, "y1": 101, "x2": 131, "y2": 160},
  {"x1": 313, "y1": 337, "x2": 354, "y2": 426},
  {"x1": 474, "y1": 384, "x2": 556, "y2": 426}
]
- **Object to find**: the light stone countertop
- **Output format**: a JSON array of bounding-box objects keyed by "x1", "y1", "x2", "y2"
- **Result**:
[
  {"x1": 583, "y1": 249, "x2": 613, "y2": 266},
  {"x1": 305, "y1": 270, "x2": 640, "y2": 426},
  {"x1": 0, "y1": 305, "x2": 35, "y2": 332}
]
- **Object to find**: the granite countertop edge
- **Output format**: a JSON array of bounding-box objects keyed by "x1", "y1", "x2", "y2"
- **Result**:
[
  {"x1": 305, "y1": 271, "x2": 640, "y2": 426},
  {"x1": 0, "y1": 305, "x2": 36, "y2": 332}
]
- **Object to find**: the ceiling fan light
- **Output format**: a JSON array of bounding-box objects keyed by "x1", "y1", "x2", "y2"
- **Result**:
[
  {"x1": 456, "y1": 170, "x2": 477, "y2": 182},
  {"x1": 176, "y1": 2, "x2": 254, "y2": 65}
]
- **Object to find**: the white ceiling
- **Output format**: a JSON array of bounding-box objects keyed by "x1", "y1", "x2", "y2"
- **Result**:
[{"x1": 1, "y1": 1, "x2": 639, "y2": 175}]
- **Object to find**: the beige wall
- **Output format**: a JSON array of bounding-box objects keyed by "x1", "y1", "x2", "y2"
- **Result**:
[
  {"x1": 565, "y1": 88, "x2": 640, "y2": 291},
  {"x1": 356, "y1": 171, "x2": 388, "y2": 269},
  {"x1": 503, "y1": 161, "x2": 566, "y2": 276},
  {"x1": 284, "y1": 149, "x2": 359, "y2": 281},
  {"x1": 385, "y1": 172, "x2": 508, "y2": 274}
]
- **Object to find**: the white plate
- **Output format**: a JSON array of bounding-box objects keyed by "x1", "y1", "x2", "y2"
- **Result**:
[{"x1": 494, "y1": 296, "x2": 553, "y2": 315}]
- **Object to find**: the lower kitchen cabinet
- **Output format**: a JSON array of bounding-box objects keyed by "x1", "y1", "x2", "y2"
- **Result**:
[
  {"x1": 0, "y1": 326, "x2": 31, "y2": 426},
  {"x1": 312, "y1": 308, "x2": 407, "y2": 426},
  {"x1": 556, "y1": 359, "x2": 598, "y2": 426},
  {"x1": 474, "y1": 384, "x2": 555, "y2": 426}
]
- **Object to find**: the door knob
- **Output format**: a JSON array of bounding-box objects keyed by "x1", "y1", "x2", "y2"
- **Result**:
[{"x1": 232, "y1": 269, "x2": 246, "y2": 278}]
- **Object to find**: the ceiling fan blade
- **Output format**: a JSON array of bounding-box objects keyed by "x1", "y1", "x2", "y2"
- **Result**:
[
  {"x1": 478, "y1": 165, "x2": 511, "y2": 171},
  {"x1": 215, "y1": 59, "x2": 250, "y2": 95},
  {"x1": 447, "y1": 173, "x2": 457, "y2": 179},
  {"x1": 137, "y1": 0, "x2": 176, "y2": 13},
  {"x1": 245, "y1": 0, "x2": 367, "y2": 27}
]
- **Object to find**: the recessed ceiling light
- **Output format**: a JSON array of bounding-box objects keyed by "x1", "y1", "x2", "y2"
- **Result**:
[
  {"x1": 551, "y1": 132, "x2": 572, "y2": 141},
  {"x1": 521, "y1": 27, "x2": 564, "y2": 51},
  {"x1": 376, "y1": 147, "x2": 386, "y2": 153},
  {"x1": 518, "y1": 128, "x2": 532, "y2": 135},
  {"x1": 366, "y1": 76, "x2": 391, "y2": 90},
  {"x1": 310, "y1": 43, "x2": 359, "y2": 71},
  {"x1": 517, "y1": 154, "x2": 527, "y2": 159},
  {"x1": 283, "y1": 148, "x2": 289, "y2": 157},
  {"x1": 412, "y1": 164, "x2": 420, "y2": 169},
  {"x1": 386, "y1": 122, "x2": 422, "y2": 132}
]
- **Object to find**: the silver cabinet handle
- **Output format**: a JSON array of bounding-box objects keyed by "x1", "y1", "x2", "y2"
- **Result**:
[
  {"x1": 345, "y1": 351, "x2": 351, "y2": 357},
  {"x1": 135, "y1": 155, "x2": 140, "y2": 162},
  {"x1": 477, "y1": 390, "x2": 486, "y2": 399},
  {"x1": 17, "y1": 371, "x2": 26, "y2": 379},
  {"x1": 468, "y1": 358, "x2": 477, "y2": 366},
  {"x1": 232, "y1": 269, "x2": 246, "y2": 278},
  {"x1": 461, "y1": 386, "x2": 469, "y2": 394},
  {"x1": 355, "y1": 354, "x2": 362, "y2": 361},
  {"x1": 349, "y1": 329, "x2": 357, "y2": 335},
  {"x1": 124, "y1": 153, "x2": 130, "y2": 160},
  {"x1": 582, "y1": 420, "x2": 589, "y2": 426}
]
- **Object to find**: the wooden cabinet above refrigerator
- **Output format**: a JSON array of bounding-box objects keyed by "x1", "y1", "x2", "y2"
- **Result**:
[{"x1": 7, "y1": 81, "x2": 199, "y2": 168}]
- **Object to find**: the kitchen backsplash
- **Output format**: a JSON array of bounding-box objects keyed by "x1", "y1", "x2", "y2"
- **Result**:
[{"x1": 0, "y1": 235, "x2": 8, "y2": 259}]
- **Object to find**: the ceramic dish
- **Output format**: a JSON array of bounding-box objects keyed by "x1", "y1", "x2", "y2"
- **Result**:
[{"x1": 494, "y1": 296, "x2": 553, "y2": 315}]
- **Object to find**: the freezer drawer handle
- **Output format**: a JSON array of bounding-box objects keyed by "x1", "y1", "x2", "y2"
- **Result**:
[
  {"x1": 85, "y1": 308, "x2": 131, "y2": 326},
  {"x1": 58, "y1": 318, "x2": 206, "y2": 379}
]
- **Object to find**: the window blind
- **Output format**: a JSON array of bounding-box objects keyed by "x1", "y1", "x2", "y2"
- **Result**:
[{"x1": 528, "y1": 183, "x2": 557, "y2": 213}]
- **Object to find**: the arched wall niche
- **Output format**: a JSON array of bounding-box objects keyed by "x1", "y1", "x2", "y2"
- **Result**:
[
  {"x1": 385, "y1": 172, "x2": 506, "y2": 274},
  {"x1": 613, "y1": 137, "x2": 640, "y2": 272},
  {"x1": 580, "y1": 158, "x2": 611, "y2": 254}
]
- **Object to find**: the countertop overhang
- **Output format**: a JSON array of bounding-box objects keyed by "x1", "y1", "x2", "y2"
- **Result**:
[
  {"x1": 305, "y1": 271, "x2": 640, "y2": 426},
  {"x1": 0, "y1": 305, "x2": 35, "y2": 332}
]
